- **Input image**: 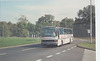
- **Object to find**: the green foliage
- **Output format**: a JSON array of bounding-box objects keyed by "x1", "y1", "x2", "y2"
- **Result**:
[
  {"x1": 37, "y1": 14, "x2": 54, "y2": 24},
  {"x1": 11, "y1": 24, "x2": 17, "y2": 36},
  {"x1": 16, "y1": 15, "x2": 29, "y2": 37},
  {"x1": 0, "y1": 23, "x2": 3, "y2": 36},
  {"x1": 0, "y1": 14, "x2": 75, "y2": 37},
  {"x1": 60, "y1": 17, "x2": 74, "y2": 28},
  {"x1": 73, "y1": 5, "x2": 95, "y2": 37},
  {"x1": 75, "y1": 5, "x2": 95, "y2": 24},
  {"x1": 4, "y1": 24, "x2": 12, "y2": 37},
  {"x1": 77, "y1": 42, "x2": 95, "y2": 50},
  {"x1": 27, "y1": 22, "x2": 35, "y2": 35},
  {"x1": 0, "y1": 22, "x2": 12, "y2": 37},
  {"x1": 18, "y1": 15, "x2": 28, "y2": 23},
  {"x1": 22, "y1": 29, "x2": 28, "y2": 37},
  {"x1": 52, "y1": 21, "x2": 60, "y2": 27},
  {"x1": 35, "y1": 14, "x2": 55, "y2": 34}
]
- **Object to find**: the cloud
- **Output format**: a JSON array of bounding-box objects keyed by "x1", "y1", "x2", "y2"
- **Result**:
[
  {"x1": 0, "y1": 0, "x2": 36, "y2": 1},
  {"x1": 18, "y1": 5, "x2": 51, "y2": 11},
  {"x1": 17, "y1": 1, "x2": 77, "y2": 18},
  {"x1": 1, "y1": 0, "x2": 95, "y2": 23}
]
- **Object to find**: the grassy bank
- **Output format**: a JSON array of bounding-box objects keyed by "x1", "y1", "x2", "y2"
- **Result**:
[
  {"x1": 0, "y1": 37, "x2": 41, "y2": 48},
  {"x1": 77, "y1": 42, "x2": 96, "y2": 50},
  {"x1": 73, "y1": 37, "x2": 95, "y2": 41}
]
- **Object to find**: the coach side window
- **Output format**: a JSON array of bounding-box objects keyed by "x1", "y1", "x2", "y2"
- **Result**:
[
  {"x1": 64, "y1": 29, "x2": 72, "y2": 34},
  {"x1": 59, "y1": 28, "x2": 64, "y2": 34}
]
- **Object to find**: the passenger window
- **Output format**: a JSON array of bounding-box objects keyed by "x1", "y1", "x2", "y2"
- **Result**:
[{"x1": 59, "y1": 28, "x2": 64, "y2": 34}]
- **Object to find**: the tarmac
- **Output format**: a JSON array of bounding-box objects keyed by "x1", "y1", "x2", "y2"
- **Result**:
[
  {"x1": 82, "y1": 49, "x2": 96, "y2": 61},
  {"x1": 0, "y1": 43, "x2": 96, "y2": 61}
]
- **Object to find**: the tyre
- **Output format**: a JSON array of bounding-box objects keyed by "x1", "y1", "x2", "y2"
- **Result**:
[
  {"x1": 69, "y1": 39, "x2": 71, "y2": 44},
  {"x1": 61, "y1": 40, "x2": 63, "y2": 46}
]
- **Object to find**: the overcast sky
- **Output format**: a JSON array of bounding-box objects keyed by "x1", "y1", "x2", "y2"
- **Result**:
[{"x1": 0, "y1": 0, "x2": 95, "y2": 24}]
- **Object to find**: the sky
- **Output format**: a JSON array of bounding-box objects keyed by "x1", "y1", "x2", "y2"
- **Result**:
[{"x1": 0, "y1": 0, "x2": 95, "y2": 24}]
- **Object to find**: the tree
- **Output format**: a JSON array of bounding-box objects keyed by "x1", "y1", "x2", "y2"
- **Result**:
[
  {"x1": 60, "y1": 17, "x2": 74, "y2": 28},
  {"x1": 73, "y1": 5, "x2": 95, "y2": 37},
  {"x1": 18, "y1": 15, "x2": 28, "y2": 23},
  {"x1": 11, "y1": 24, "x2": 17, "y2": 36},
  {"x1": 16, "y1": 15, "x2": 29, "y2": 37},
  {"x1": 52, "y1": 21, "x2": 60, "y2": 27},
  {"x1": 22, "y1": 29, "x2": 28, "y2": 37},
  {"x1": 75, "y1": 5, "x2": 95, "y2": 24},
  {"x1": 0, "y1": 22, "x2": 11, "y2": 37},
  {"x1": 27, "y1": 22, "x2": 35, "y2": 36},
  {"x1": 0, "y1": 23, "x2": 3, "y2": 37},
  {"x1": 7, "y1": 21, "x2": 13, "y2": 36},
  {"x1": 37, "y1": 14, "x2": 54, "y2": 24},
  {"x1": 35, "y1": 14, "x2": 55, "y2": 35}
]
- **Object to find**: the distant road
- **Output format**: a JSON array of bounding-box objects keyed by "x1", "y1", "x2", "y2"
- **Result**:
[{"x1": 0, "y1": 39, "x2": 86, "y2": 61}]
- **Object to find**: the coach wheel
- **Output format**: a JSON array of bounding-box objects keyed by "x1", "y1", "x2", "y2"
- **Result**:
[
  {"x1": 69, "y1": 39, "x2": 71, "y2": 44},
  {"x1": 61, "y1": 40, "x2": 63, "y2": 46}
]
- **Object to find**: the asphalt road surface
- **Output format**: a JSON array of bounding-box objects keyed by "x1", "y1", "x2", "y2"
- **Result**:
[{"x1": 0, "y1": 39, "x2": 87, "y2": 61}]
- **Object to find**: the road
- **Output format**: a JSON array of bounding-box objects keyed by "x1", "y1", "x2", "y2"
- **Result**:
[{"x1": 0, "y1": 39, "x2": 87, "y2": 61}]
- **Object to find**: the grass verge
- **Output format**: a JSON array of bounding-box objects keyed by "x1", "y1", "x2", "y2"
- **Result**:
[
  {"x1": 0, "y1": 37, "x2": 41, "y2": 48},
  {"x1": 77, "y1": 42, "x2": 96, "y2": 50}
]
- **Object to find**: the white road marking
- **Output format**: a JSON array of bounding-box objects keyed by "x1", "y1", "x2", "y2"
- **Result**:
[
  {"x1": 74, "y1": 46, "x2": 76, "y2": 47},
  {"x1": 62, "y1": 50, "x2": 66, "y2": 52},
  {"x1": 67, "y1": 49, "x2": 71, "y2": 50},
  {"x1": 55, "y1": 52, "x2": 61, "y2": 55},
  {"x1": 21, "y1": 48, "x2": 35, "y2": 51},
  {"x1": 36, "y1": 59, "x2": 42, "y2": 61},
  {"x1": 46, "y1": 55, "x2": 53, "y2": 58},
  {"x1": 0, "y1": 53, "x2": 7, "y2": 55},
  {"x1": 71, "y1": 47, "x2": 74, "y2": 49}
]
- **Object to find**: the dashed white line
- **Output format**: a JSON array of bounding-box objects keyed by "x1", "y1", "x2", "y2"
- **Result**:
[
  {"x1": 55, "y1": 52, "x2": 61, "y2": 55},
  {"x1": 36, "y1": 59, "x2": 42, "y2": 61},
  {"x1": 0, "y1": 53, "x2": 7, "y2": 55},
  {"x1": 21, "y1": 48, "x2": 35, "y2": 51},
  {"x1": 67, "y1": 49, "x2": 71, "y2": 50},
  {"x1": 71, "y1": 47, "x2": 74, "y2": 49},
  {"x1": 62, "y1": 50, "x2": 66, "y2": 52},
  {"x1": 74, "y1": 46, "x2": 76, "y2": 47},
  {"x1": 46, "y1": 55, "x2": 53, "y2": 58},
  {"x1": 35, "y1": 46, "x2": 76, "y2": 61}
]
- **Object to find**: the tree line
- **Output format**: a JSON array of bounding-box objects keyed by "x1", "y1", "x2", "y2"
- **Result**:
[
  {"x1": 0, "y1": 5, "x2": 95, "y2": 37},
  {"x1": 73, "y1": 5, "x2": 95, "y2": 37},
  {"x1": 0, "y1": 15, "x2": 74, "y2": 37}
]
